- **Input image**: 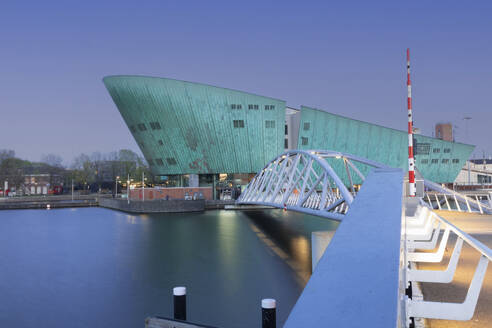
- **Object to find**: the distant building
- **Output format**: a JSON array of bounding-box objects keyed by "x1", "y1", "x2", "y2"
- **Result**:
[
  {"x1": 435, "y1": 123, "x2": 453, "y2": 142},
  {"x1": 455, "y1": 159, "x2": 492, "y2": 186},
  {"x1": 23, "y1": 174, "x2": 63, "y2": 195}
]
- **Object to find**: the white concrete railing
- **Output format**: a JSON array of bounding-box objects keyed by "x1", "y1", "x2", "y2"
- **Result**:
[{"x1": 403, "y1": 203, "x2": 492, "y2": 322}]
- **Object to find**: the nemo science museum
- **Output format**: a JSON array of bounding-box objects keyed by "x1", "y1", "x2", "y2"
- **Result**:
[{"x1": 103, "y1": 75, "x2": 474, "y2": 199}]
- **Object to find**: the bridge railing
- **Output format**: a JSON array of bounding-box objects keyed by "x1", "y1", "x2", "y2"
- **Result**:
[
  {"x1": 423, "y1": 180, "x2": 492, "y2": 214},
  {"x1": 404, "y1": 203, "x2": 492, "y2": 322}
]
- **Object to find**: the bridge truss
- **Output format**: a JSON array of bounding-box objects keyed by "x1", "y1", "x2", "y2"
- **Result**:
[{"x1": 237, "y1": 150, "x2": 388, "y2": 220}]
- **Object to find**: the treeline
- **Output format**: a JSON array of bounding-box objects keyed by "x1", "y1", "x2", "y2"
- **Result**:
[{"x1": 0, "y1": 149, "x2": 153, "y2": 192}]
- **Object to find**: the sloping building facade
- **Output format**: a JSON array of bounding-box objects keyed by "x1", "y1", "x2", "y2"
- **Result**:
[
  {"x1": 104, "y1": 76, "x2": 285, "y2": 175},
  {"x1": 297, "y1": 106, "x2": 474, "y2": 183},
  {"x1": 104, "y1": 75, "x2": 474, "y2": 185}
]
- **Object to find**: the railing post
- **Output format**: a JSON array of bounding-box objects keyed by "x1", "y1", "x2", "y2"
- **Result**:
[
  {"x1": 173, "y1": 286, "x2": 187, "y2": 321},
  {"x1": 262, "y1": 299, "x2": 276, "y2": 328}
]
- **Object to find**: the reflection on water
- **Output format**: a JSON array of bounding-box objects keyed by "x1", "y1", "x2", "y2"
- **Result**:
[
  {"x1": 0, "y1": 208, "x2": 337, "y2": 328},
  {"x1": 243, "y1": 210, "x2": 339, "y2": 285}
]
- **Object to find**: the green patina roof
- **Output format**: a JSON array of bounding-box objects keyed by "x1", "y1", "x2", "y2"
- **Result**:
[
  {"x1": 297, "y1": 106, "x2": 474, "y2": 183},
  {"x1": 103, "y1": 75, "x2": 286, "y2": 175}
]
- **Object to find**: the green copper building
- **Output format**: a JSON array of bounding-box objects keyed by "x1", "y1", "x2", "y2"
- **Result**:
[{"x1": 103, "y1": 75, "x2": 474, "y2": 186}]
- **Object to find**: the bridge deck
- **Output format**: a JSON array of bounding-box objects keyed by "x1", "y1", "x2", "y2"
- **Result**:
[{"x1": 284, "y1": 168, "x2": 404, "y2": 327}]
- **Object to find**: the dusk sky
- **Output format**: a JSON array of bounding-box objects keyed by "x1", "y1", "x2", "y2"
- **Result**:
[{"x1": 1, "y1": 0, "x2": 491, "y2": 165}]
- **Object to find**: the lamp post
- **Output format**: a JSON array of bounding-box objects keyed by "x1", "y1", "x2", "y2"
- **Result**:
[
  {"x1": 127, "y1": 174, "x2": 130, "y2": 204},
  {"x1": 115, "y1": 176, "x2": 120, "y2": 198},
  {"x1": 71, "y1": 179, "x2": 74, "y2": 202},
  {"x1": 463, "y1": 117, "x2": 472, "y2": 185},
  {"x1": 142, "y1": 171, "x2": 145, "y2": 202}
]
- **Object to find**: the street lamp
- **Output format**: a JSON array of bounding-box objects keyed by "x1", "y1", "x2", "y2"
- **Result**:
[
  {"x1": 115, "y1": 176, "x2": 120, "y2": 198},
  {"x1": 463, "y1": 117, "x2": 472, "y2": 185}
]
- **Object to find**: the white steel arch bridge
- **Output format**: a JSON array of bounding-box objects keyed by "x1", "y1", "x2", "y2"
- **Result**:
[{"x1": 236, "y1": 149, "x2": 390, "y2": 221}]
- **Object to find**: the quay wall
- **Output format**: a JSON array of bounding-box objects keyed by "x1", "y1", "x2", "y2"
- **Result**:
[{"x1": 99, "y1": 198, "x2": 205, "y2": 213}]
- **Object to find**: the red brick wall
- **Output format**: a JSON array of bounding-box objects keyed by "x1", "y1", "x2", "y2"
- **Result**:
[{"x1": 129, "y1": 187, "x2": 212, "y2": 201}]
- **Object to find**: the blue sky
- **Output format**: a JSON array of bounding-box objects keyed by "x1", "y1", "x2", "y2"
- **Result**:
[{"x1": 1, "y1": 0, "x2": 491, "y2": 165}]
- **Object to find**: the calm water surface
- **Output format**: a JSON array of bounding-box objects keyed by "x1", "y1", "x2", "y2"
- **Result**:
[{"x1": 0, "y1": 208, "x2": 338, "y2": 328}]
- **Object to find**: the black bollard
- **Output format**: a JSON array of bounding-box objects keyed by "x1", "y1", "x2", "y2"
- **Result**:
[
  {"x1": 261, "y1": 299, "x2": 276, "y2": 328},
  {"x1": 173, "y1": 286, "x2": 187, "y2": 321}
]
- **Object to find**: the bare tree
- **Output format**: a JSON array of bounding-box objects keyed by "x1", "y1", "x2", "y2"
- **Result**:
[{"x1": 41, "y1": 154, "x2": 64, "y2": 168}]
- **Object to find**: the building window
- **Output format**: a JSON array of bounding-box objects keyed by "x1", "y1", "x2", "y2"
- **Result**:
[
  {"x1": 265, "y1": 105, "x2": 275, "y2": 110},
  {"x1": 415, "y1": 143, "x2": 430, "y2": 155},
  {"x1": 130, "y1": 125, "x2": 137, "y2": 133},
  {"x1": 444, "y1": 148, "x2": 451, "y2": 153},
  {"x1": 233, "y1": 120, "x2": 245, "y2": 128},
  {"x1": 231, "y1": 104, "x2": 242, "y2": 110},
  {"x1": 478, "y1": 174, "x2": 492, "y2": 184},
  {"x1": 432, "y1": 148, "x2": 440, "y2": 153},
  {"x1": 421, "y1": 159, "x2": 429, "y2": 164},
  {"x1": 147, "y1": 159, "x2": 155, "y2": 166},
  {"x1": 137, "y1": 123, "x2": 147, "y2": 131},
  {"x1": 303, "y1": 122, "x2": 310, "y2": 131},
  {"x1": 265, "y1": 120, "x2": 275, "y2": 128},
  {"x1": 139, "y1": 141, "x2": 145, "y2": 148},
  {"x1": 442, "y1": 159, "x2": 449, "y2": 164},
  {"x1": 158, "y1": 140, "x2": 164, "y2": 146},
  {"x1": 285, "y1": 124, "x2": 288, "y2": 135},
  {"x1": 166, "y1": 157, "x2": 177, "y2": 165},
  {"x1": 149, "y1": 122, "x2": 161, "y2": 130},
  {"x1": 452, "y1": 159, "x2": 460, "y2": 164},
  {"x1": 248, "y1": 104, "x2": 259, "y2": 110},
  {"x1": 431, "y1": 159, "x2": 438, "y2": 164},
  {"x1": 284, "y1": 139, "x2": 289, "y2": 148},
  {"x1": 301, "y1": 137, "x2": 308, "y2": 146},
  {"x1": 155, "y1": 158, "x2": 164, "y2": 166}
]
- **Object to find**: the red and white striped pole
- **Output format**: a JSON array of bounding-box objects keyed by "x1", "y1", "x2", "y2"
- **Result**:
[{"x1": 407, "y1": 48, "x2": 416, "y2": 197}]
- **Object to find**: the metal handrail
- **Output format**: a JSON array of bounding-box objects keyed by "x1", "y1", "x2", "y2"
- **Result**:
[{"x1": 424, "y1": 179, "x2": 492, "y2": 214}]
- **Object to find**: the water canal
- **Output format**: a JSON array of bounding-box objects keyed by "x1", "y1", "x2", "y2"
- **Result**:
[{"x1": 0, "y1": 207, "x2": 338, "y2": 328}]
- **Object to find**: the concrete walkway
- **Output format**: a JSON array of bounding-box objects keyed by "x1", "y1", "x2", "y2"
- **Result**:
[{"x1": 418, "y1": 211, "x2": 492, "y2": 328}]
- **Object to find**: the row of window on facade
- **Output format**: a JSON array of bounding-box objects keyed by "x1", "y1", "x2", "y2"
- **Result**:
[
  {"x1": 420, "y1": 158, "x2": 460, "y2": 164},
  {"x1": 230, "y1": 104, "x2": 275, "y2": 110},
  {"x1": 130, "y1": 122, "x2": 162, "y2": 133},
  {"x1": 148, "y1": 157, "x2": 177, "y2": 166},
  {"x1": 232, "y1": 120, "x2": 276, "y2": 128}
]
